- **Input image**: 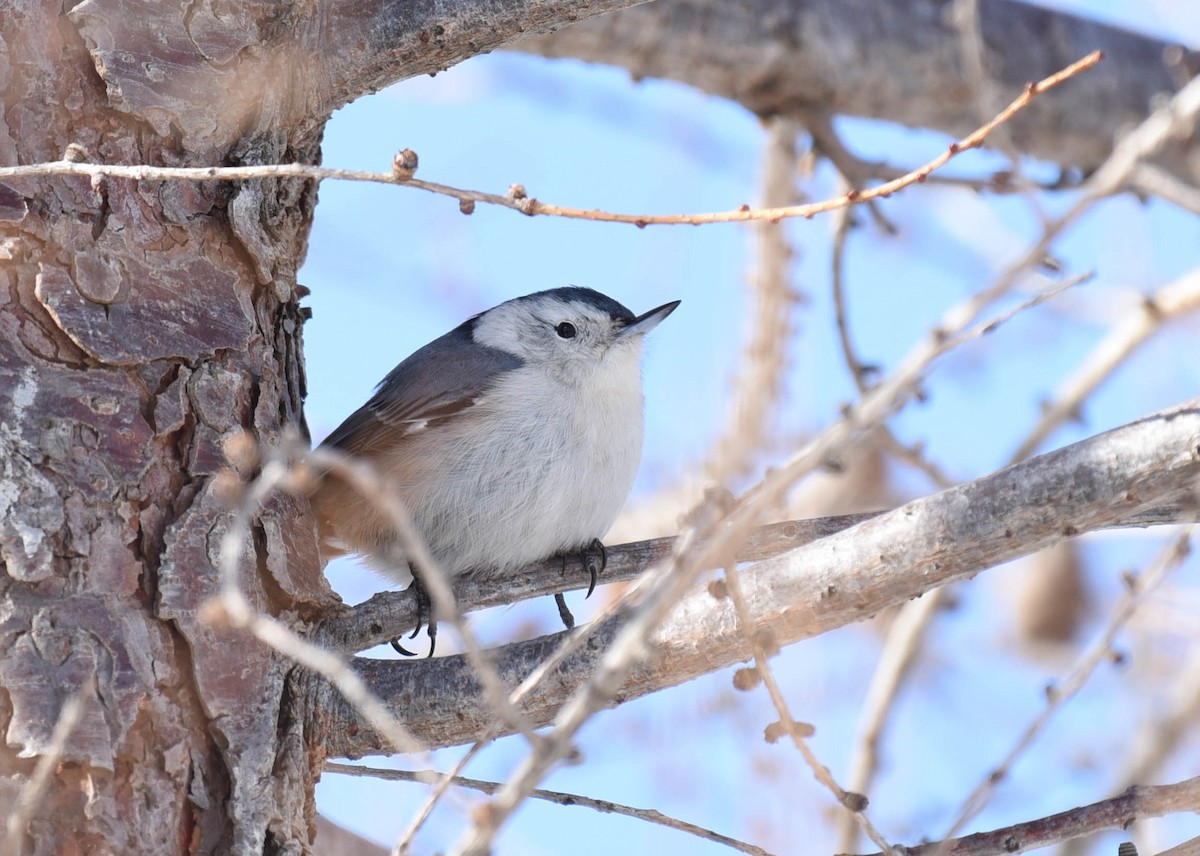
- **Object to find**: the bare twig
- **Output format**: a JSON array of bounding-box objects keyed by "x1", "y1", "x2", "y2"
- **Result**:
[
  {"x1": 2, "y1": 682, "x2": 90, "y2": 856},
  {"x1": 802, "y1": 95, "x2": 1077, "y2": 198},
  {"x1": 722, "y1": 560, "x2": 896, "y2": 853},
  {"x1": 941, "y1": 531, "x2": 1195, "y2": 844},
  {"x1": 325, "y1": 762, "x2": 776, "y2": 856},
  {"x1": 876, "y1": 428, "x2": 958, "y2": 491},
  {"x1": 837, "y1": 590, "x2": 945, "y2": 854},
  {"x1": 0, "y1": 53, "x2": 1101, "y2": 228},
  {"x1": 302, "y1": 446, "x2": 543, "y2": 748},
  {"x1": 864, "y1": 776, "x2": 1200, "y2": 856},
  {"x1": 830, "y1": 172, "x2": 876, "y2": 393},
  {"x1": 1010, "y1": 269, "x2": 1200, "y2": 463}
]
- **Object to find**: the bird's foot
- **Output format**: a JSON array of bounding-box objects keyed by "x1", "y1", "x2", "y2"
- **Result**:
[
  {"x1": 552, "y1": 539, "x2": 609, "y2": 630},
  {"x1": 581, "y1": 537, "x2": 607, "y2": 598},
  {"x1": 391, "y1": 572, "x2": 436, "y2": 657}
]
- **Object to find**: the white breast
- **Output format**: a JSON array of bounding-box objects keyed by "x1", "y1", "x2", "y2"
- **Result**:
[{"x1": 381, "y1": 344, "x2": 646, "y2": 578}]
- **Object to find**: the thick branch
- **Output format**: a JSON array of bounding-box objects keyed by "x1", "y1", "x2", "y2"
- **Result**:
[
  {"x1": 313, "y1": 0, "x2": 653, "y2": 119},
  {"x1": 314, "y1": 399, "x2": 1200, "y2": 757},
  {"x1": 514, "y1": 0, "x2": 1200, "y2": 185},
  {"x1": 66, "y1": 0, "x2": 651, "y2": 152}
]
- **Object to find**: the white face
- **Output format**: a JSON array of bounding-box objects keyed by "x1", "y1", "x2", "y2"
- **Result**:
[{"x1": 472, "y1": 293, "x2": 642, "y2": 376}]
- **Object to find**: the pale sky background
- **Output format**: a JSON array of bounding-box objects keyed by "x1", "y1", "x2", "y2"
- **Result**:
[{"x1": 301, "y1": 3, "x2": 1200, "y2": 853}]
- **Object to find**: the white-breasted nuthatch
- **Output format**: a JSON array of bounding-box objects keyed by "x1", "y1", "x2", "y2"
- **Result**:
[{"x1": 310, "y1": 287, "x2": 679, "y2": 654}]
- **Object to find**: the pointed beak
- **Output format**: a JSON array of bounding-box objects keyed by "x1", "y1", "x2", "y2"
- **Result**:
[{"x1": 617, "y1": 299, "x2": 680, "y2": 339}]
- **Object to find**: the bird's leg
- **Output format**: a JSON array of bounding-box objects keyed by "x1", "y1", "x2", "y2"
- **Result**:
[
  {"x1": 554, "y1": 555, "x2": 577, "y2": 629},
  {"x1": 390, "y1": 567, "x2": 436, "y2": 657},
  {"x1": 554, "y1": 592, "x2": 576, "y2": 630},
  {"x1": 551, "y1": 540, "x2": 609, "y2": 630}
]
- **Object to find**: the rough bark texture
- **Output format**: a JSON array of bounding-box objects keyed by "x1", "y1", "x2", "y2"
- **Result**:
[
  {"x1": 515, "y1": 0, "x2": 1200, "y2": 185},
  {"x1": 0, "y1": 2, "x2": 649, "y2": 852},
  {"x1": 0, "y1": 2, "x2": 336, "y2": 852}
]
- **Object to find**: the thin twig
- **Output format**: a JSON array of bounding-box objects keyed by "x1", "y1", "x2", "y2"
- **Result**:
[
  {"x1": 0, "y1": 53, "x2": 1102, "y2": 228},
  {"x1": 876, "y1": 427, "x2": 957, "y2": 491},
  {"x1": 722, "y1": 561, "x2": 896, "y2": 854},
  {"x1": 1009, "y1": 269, "x2": 1200, "y2": 463},
  {"x1": 325, "y1": 762, "x2": 776, "y2": 856},
  {"x1": 837, "y1": 590, "x2": 945, "y2": 853},
  {"x1": 864, "y1": 776, "x2": 1200, "y2": 856},
  {"x1": 2, "y1": 682, "x2": 90, "y2": 856},
  {"x1": 303, "y1": 446, "x2": 544, "y2": 749},
  {"x1": 830, "y1": 172, "x2": 875, "y2": 393},
  {"x1": 941, "y1": 531, "x2": 1195, "y2": 845},
  {"x1": 804, "y1": 106, "x2": 1062, "y2": 199}
]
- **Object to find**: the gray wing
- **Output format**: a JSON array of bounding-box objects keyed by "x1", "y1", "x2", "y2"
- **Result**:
[{"x1": 320, "y1": 318, "x2": 522, "y2": 455}]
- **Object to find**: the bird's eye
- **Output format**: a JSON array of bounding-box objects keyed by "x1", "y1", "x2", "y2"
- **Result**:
[{"x1": 555, "y1": 322, "x2": 577, "y2": 339}]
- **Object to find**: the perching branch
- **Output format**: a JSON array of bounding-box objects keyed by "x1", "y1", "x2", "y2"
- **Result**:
[{"x1": 311, "y1": 398, "x2": 1200, "y2": 757}]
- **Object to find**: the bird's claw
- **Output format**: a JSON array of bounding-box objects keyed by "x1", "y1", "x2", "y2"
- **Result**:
[
  {"x1": 582, "y1": 537, "x2": 607, "y2": 599},
  {"x1": 552, "y1": 539, "x2": 609, "y2": 630},
  {"x1": 390, "y1": 571, "x2": 436, "y2": 658}
]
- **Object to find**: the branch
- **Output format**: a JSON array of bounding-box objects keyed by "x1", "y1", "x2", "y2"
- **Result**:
[
  {"x1": 313, "y1": 0, "x2": 655, "y2": 120},
  {"x1": 1009, "y1": 269, "x2": 1200, "y2": 463},
  {"x1": 943, "y1": 532, "x2": 1193, "y2": 841},
  {"x1": 514, "y1": 0, "x2": 1200, "y2": 187},
  {"x1": 312, "y1": 398, "x2": 1200, "y2": 757},
  {"x1": 318, "y1": 504, "x2": 1192, "y2": 655},
  {"x1": 64, "y1": 0, "x2": 652, "y2": 150},
  {"x1": 324, "y1": 762, "x2": 776, "y2": 856},
  {"x1": 315, "y1": 514, "x2": 879, "y2": 653},
  {"x1": 0, "y1": 50, "x2": 1098, "y2": 229},
  {"x1": 865, "y1": 776, "x2": 1200, "y2": 856}
]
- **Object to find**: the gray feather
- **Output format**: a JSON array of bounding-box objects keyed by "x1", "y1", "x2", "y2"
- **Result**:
[{"x1": 320, "y1": 318, "x2": 523, "y2": 454}]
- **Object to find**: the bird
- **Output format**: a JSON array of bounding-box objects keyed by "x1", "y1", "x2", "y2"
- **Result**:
[{"x1": 309, "y1": 286, "x2": 679, "y2": 655}]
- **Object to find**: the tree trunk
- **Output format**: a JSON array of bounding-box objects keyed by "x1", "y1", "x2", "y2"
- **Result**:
[{"x1": 0, "y1": 3, "x2": 333, "y2": 852}]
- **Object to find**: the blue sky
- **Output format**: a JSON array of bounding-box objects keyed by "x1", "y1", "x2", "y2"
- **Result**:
[{"x1": 303, "y1": 3, "x2": 1200, "y2": 853}]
